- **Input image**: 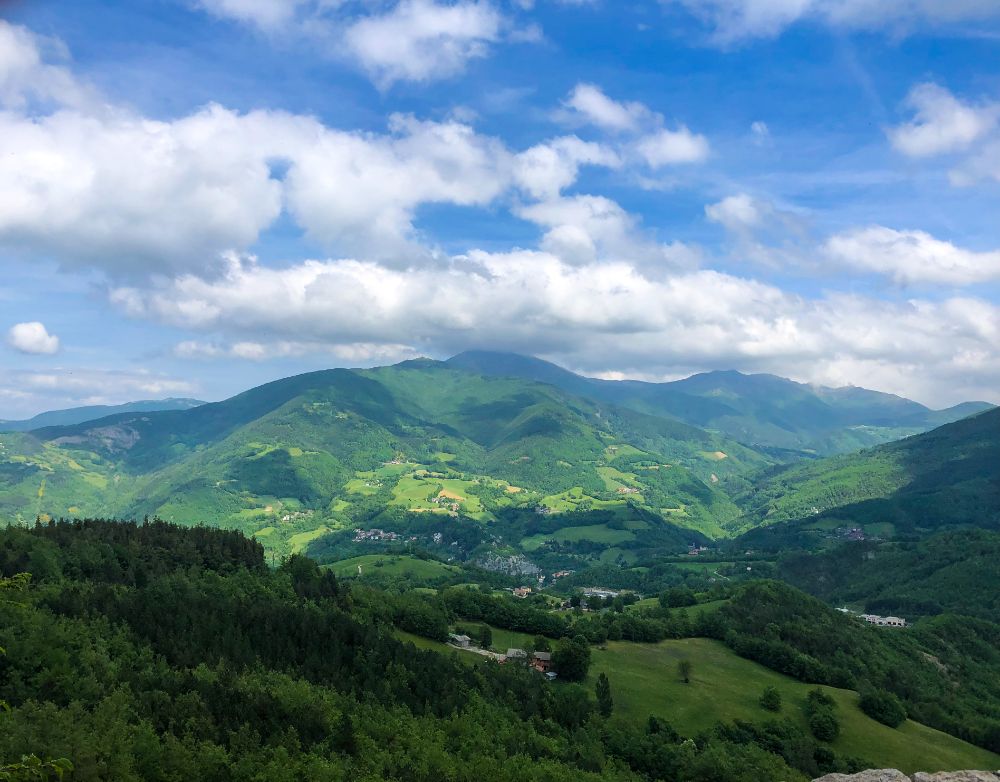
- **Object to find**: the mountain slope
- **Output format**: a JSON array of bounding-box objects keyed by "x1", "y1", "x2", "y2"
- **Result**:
[
  {"x1": 0, "y1": 398, "x2": 205, "y2": 432},
  {"x1": 734, "y1": 407, "x2": 1000, "y2": 539},
  {"x1": 446, "y1": 351, "x2": 993, "y2": 456},
  {"x1": 0, "y1": 361, "x2": 772, "y2": 559}
]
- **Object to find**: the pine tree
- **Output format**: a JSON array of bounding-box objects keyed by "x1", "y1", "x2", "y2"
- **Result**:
[{"x1": 596, "y1": 672, "x2": 613, "y2": 717}]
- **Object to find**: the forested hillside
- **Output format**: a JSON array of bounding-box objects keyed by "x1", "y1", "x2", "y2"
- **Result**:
[
  {"x1": 4, "y1": 521, "x2": 1000, "y2": 781},
  {"x1": 0, "y1": 519, "x2": 871, "y2": 782},
  {"x1": 0, "y1": 362, "x2": 768, "y2": 563},
  {"x1": 733, "y1": 407, "x2": 1000, "y2": 537},
  {"x1": 446, "y1": 352, "x2": 991, "y2": 457}
]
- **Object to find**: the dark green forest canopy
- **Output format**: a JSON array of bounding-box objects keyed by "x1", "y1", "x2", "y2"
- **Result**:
[{"x1": 2, "y1": 519, "x2": 873, "y2": 782}]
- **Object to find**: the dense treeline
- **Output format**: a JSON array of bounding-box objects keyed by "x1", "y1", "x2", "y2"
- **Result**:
[
  {"x1": 2, "y1": 520, "x2": 861, "y2": 781},
  {"x1": 779, "y1": 529, "x2": 1000, "y2": 623},
  {"x1": 703, "y1": 581, "x2": 1000, "y2": 752}
]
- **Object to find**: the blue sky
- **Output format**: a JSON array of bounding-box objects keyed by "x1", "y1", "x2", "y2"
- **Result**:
[{"x1": 2, "y1": 0, "x2": 1000, "y2": 417}]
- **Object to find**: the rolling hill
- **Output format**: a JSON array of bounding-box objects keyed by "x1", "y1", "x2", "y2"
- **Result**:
[
  {"x1": 0, "y1": 360, "x2": 773, "y2": 562},
  {"x1": 734, "y1": 406, "x2": 1000, "y2": 541},
  {"x1": 0, "y1": 398, "x2": 205, "y2": 432},
  {"x1": 446, "y1": 351, "x2": 993, "y2": 457}
]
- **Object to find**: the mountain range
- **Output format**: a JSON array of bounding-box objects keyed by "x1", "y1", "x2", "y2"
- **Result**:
[
  {"x1": 0, "y1": 354, "x2": 995, "y2": 564},
  {"x1": 0, "y1": 398, "x2": 205, "y2": 432},
  {"x1": 447, "y1": 351, "x2": 993, "y2": 457}
]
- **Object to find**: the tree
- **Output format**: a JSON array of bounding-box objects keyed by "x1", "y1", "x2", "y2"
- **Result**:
[
  {"x1": 678, "y1": 659, "x2": 692, "y2": 684},
  {"x1": 805, "y1": 688, "x2": 840, "y2": 741},
  {"x1": 595, "y1": 672, "x2": 613, "y2": 717},
  {"x1": 479, "y1": 624, "x2": 493, "y2": 650},
  {"x1": 333, "y1": 712, "x2": 356, "y2": 755},
  {"x1": 553, "y1": 635, "x2": 591, "y2": 682},
  {"x1": 859, "y1": 689, "x2": 906, "y2": 728},
  {"x1": 759, "y1": 686, "x2": 782, "y2": 712}
]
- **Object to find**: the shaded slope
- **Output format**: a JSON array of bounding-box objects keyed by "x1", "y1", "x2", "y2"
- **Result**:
[
  {"x1": 446, "y1": 351, "x2": 993, "y2": 456},
  {"x1": 735, "y1": 407, "x2": 1000, "y2": 539}
]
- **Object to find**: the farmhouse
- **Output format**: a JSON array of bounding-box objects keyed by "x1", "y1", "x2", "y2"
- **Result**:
[
  {"x1": 530, "y1": 651, "x2": 552, "y2": 673},
  {"x1": 513, "y1": 586, "x2": 533, "y2": 598},
  {"x1": 449, "y1": 634, "x2": 472, "y2": 648},
  {"x1": 503, "y1": 648, "x2": 528, "y2": 663}
]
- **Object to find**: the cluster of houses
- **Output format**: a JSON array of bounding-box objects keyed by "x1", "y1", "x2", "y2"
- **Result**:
[
  {"x1": 616, "y1": 486, "x2": 640, "y2": 495},
  {"x1": 447, "y1": 634, "x2": 557, "y2": 679},
  {"x1": 429, "y1": 496, "x2": 461, "y2": 511},
  {"x1": 582, "y1": 587, "x2": 620, "y2": 600},
  {"x1": 512, "y1": 586, "x2": 533, "y2": 598},
  {"x1": 836, "y1": 608, "x2": 907, "y2": 627},
  {"x1": 353, "y1": 528, "x2": 400, "y2": 543}
]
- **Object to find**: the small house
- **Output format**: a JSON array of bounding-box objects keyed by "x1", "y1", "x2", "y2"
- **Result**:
[
  {"x1": 531, "y1": 651, "x2": 552, "y2": 673},
  {"x1": 504, "y1": 648, "x2": 527, "y2": 663},
  {"x1": 449, "y1": 634, "x2": 472, "y2": 648}
]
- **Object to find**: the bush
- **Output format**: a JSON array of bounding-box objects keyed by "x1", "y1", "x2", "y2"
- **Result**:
[
  {"x1": 759, "y1": 686, "x2": 782, "y2": 712},
  {"x1": 859, "y1": 689, "x2": 907, "y2": 728}
]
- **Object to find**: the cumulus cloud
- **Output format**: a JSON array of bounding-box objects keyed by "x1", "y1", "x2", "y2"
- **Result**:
[
  {"x1": 6, "y1": 322, "x2": 60, "y2": 355},
  {"x1": 824, "y1": 226, "x2": 1000, "y2": 286},
  {"x1": 665, "y1": 0, "x2": 1000, "y2": 43},
  {"x1": 563, "y1": 83, "x2": 652, "y2": 132},
  {"x1": 706, "y1": 193, "x2": 768, "y2": 232},
  {"x1": 108, "y1": 250, "x2": 1000, "y2": 405},
  {"x1": 513, "y1": 136, "x2": 620, "y2": 199},
  {"x1": 343, "y1": 0, "x2": 503, "y2": 87},
  {"x1": 561, "y1": 83, "x2": 710, "y2": 168},
  {"x1": 888, "y1": 83, "x2": 999, "y2": 158},
  {"x1": 0, "y1": 20, "x2": 624, "y2": 274},
  {"x1": 635, "y1": 127, "x2": 710, "y2": 167},
  {"x1": 0, "y1": 22, "x2": 94, "y2": 110}
]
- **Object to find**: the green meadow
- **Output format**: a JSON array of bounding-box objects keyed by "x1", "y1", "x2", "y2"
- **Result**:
[{"x1": 588, "y1": 638, "x2": 1000, "y2": 774}]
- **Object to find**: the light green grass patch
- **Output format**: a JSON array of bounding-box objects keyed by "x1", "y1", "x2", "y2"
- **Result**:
[
  {"x1": 288, "y1": 525, "x2": 330, "y2": 554},
  {"x1": 327, "y1": 554, "x2": 460, "y2": 580}
]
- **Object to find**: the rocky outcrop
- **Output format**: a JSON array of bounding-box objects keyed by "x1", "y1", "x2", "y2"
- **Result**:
[{"x1": 813, "y1": 772, "x2": 1000, "y2": 782}]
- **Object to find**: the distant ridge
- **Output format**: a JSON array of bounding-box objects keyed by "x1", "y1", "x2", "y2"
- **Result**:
[
  {"x1": 446, "y1": 351, "x2": 994, "y2": 456},
  {"x1": 0, "y1": 398, "x2": 206, "y2": 432}
]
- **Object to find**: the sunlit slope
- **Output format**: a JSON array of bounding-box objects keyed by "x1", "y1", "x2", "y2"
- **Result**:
[
  {"x1": 734, "y1": 406, "x2": 1000, "y2": 537},
  {"x1": 0, "y1": 361, "x2": 769, "y2": 540}
]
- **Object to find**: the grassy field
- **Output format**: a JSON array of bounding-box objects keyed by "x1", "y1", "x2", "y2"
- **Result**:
[
  {"x1": 326, "y1": 554, "x2": 461, "y2": 580},
  {"x1": 521, "y1": 523, "x2": 637, "y2": 551},
  {"x1": 588, "y1": 638, "x2": 1000, "y2": 773}
]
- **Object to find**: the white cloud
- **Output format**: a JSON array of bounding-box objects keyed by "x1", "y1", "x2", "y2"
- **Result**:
[
  {"x1": 193, "y1": 0, "x2": 308, "y2": 30},
  {"x1": 888, "y1": 83, "x2": 999, "y2": 158},
  {"x1": 635, "y1": 127, "x2": 710, "y2": 167},
  {"x1": 563, "y1": 83, "x2": 651, "y2": 132},
  {"x1": 344, "y1": 0, "x2": 504, "y2": 87},
  {"x1": 824, "y1": 226, "x2": 1000, "y2": 286},
  {"x1": 665, "y1": 0, "x2": 1000, "y2": 43},
  {"x1": 513, "y1": 136, "x2": 620, "y2": 199},
  {"x1": 705, "y1": 193, "x2": 768, "y2": 231},
  {"x1": 108, "y1": 250, "x2": 1000, "y2": 405},
  {"x1": 0, "y1": 367, "x2": 198, "y2": 418},
  {"x1": 516, "y1": 195, "x2": 699, "y2": 269},
  {"x1": 561, "y1": 83, "x2": 710, "y2": 169},
  {"x1": 7, "y1": 322, "x2": 60, "y2": 355},
  {"x1": 2, "y1": 21, "x2": 638, "y2": 273},
  {"x1": 0, "y1": 21, "x2": 94, "y2": 109},
  {"x1": 174, "y1": 339, "x2": 418, "y2": 363}
]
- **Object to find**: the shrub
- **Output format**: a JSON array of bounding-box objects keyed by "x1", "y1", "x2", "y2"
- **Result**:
[{"x1": 859, "y1": 689, "x2": 907, "y2": 728}]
